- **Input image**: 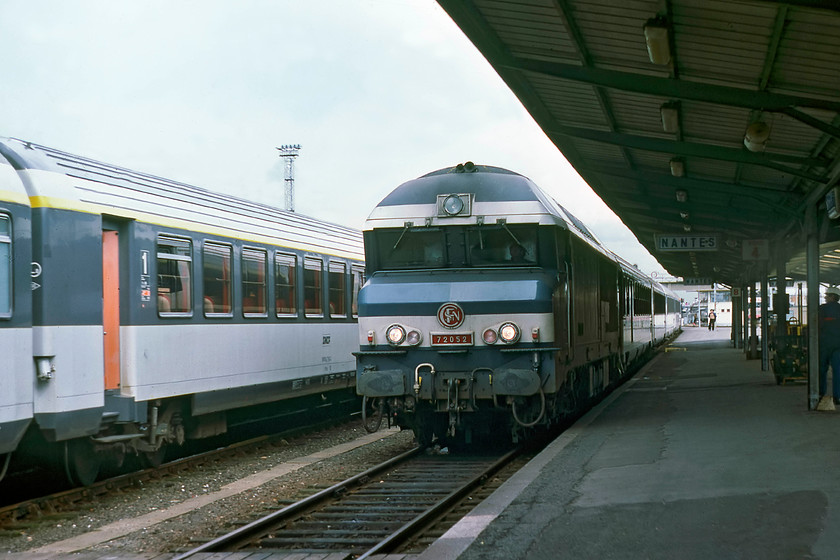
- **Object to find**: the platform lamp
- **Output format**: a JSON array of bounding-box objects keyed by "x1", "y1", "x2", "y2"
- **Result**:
[
  {"x1": 643, "y1": 17, "x2": 671, "y2": 65},
  {"x1": 744, "y1": 120, "x2": 770, "y2": 152},
  {"x1": 660, "y1": 102, "x2": 680, "y2": 134},
  {"x1": 675, "y1": 189, "x2": 688, "y2": 203},
  {"x1": 670, "y1": 157, "x2": 685, "y2": 177}
]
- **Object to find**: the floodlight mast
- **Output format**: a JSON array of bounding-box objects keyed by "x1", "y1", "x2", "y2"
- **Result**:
[{"x1": 277, "y1": 144, "x2": 301, "y2": 212}]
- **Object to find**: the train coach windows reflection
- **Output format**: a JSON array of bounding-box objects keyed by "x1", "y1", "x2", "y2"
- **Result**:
[
  {"x1": 329, "y1": 261, "x2": 347, "y2": 318},
  {"x1": 0, "y1": 214, "x2": 10, "y2": 317},
  {"x1": 275, "y1": 252, "x2": 297, "y2": 316},
  {"x1": 242, "y1": 248, "x2": 267, "y2": 316},
  {"x1": 157, "y1": 236, "x2": 193, "y2": 315},
  {"x1": 203, "y1": 242, "x2": 232, "y2": 315},
  {"x1": 351, "y1": 265, "x2": 364, "y2": 318},
  {"x1": 304, "y1": 257, "x2": 323, "y2": 317}
]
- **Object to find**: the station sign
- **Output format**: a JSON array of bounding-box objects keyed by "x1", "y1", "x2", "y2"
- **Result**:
[
  {"x1": 654, "y1": 234, "x2": 719, "y2": 252},
  {"x1": 683, "y1": 277, "x2": 713, "y2": 286}
]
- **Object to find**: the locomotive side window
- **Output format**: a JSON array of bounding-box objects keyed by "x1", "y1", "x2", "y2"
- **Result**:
[
  {"x1": 242, "y1": 248, "x2": 267, "y2": 316},
  {"x1": 328, "y1": 260, "x2": 347, "y2": 318},
  {"x1": 304, "y1": 257, "x2": 323, "y2": 317},
  {"x1": 0, "y1": 214, "x2": 10, "y2": 318},
  {"x1": 467, "y1": 225, "x2": 537, "y2": 267},
  {"x1": 275, "y1": 252, "x2": 297, "y2": 317},
  {"x1": 157, "y1": 236, "x2": 193, "y2": 315},
  {"x1": 203, "y1": 242, "x2": 232, "y2": 315},
  {"x1": 376, "y1": 228, "x2": 445, "y2": 269},
  {"x1": 351, "y1": 265, "x2": 364, "y2": 318}
]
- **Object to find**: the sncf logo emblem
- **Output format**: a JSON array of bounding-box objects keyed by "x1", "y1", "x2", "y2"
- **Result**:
[{"x1": 437, "y1": 302, "x2": 465, "y2": 329}]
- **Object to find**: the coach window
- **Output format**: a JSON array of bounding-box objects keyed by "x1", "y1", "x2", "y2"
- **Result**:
[
  {"x1": 203, "y1": 242, "x2": 232, "y2": 315},
  {"x1": 351, "y1": 265, "x2": 364, "y2": 318},
  {"x1": 242, "y1": 248, "x2": 267, "y2": 316},
  {"x1": 0, "y1": 214, "x2": 11, "y2": 317},
  {"x1": 328, "y1": 261, "x2": 347, "y2": 318},
  {"x1": 275, "y1": 252, "x2": 297, "y2": 317},
  {"x1": 157, "y1": 236, "x2": 192, "y2": 315},
  {"x1": 304, "y1": 256, "x2": 323, "y2": 317}
]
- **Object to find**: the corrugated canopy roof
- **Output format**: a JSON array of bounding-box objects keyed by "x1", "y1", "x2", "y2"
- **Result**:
[{"x1": 437, "y1": 0, "x2": 840, "y2": 287}]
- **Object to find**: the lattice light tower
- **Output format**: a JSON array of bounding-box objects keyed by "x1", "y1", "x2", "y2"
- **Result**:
[{"x1": 277, "y1": 144, "x2": 301, "y2": 212}]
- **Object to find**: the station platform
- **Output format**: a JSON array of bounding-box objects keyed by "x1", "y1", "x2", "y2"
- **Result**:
[{"x1": 421, "y1": 326, "x2": 840, "y2": 560}]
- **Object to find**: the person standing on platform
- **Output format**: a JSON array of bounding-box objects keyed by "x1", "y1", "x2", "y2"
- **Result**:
[
  {"x1": 708, "y1": 310, "x2": 717, "y2": 331},
  {"x1": 818, "y1": 286, "x2": 840, "y2": 409}
]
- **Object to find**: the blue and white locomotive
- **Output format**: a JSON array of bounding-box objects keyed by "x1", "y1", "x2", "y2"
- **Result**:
[
  {"x1": 0, "y1": 137, "x2": 364, "y2": 485},
  {"x1": 355, "y1": 162, "x2": 680, "y2": 446}
]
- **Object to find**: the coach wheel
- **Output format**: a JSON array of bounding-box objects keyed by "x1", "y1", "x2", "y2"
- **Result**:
[
  {"x1": 63, "y1": 438, "x2": 101, "y2": 487},
  {"x1": 140, "y1": 446, "x2": 167, "y2": 468},
  {"x1": 362, "y1": 396, "x2": 384, "y2": 433}
]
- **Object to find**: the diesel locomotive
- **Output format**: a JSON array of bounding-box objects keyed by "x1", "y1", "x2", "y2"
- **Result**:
[{"x1": 355, "y1": 162, "x2": 680, "y2": 446}]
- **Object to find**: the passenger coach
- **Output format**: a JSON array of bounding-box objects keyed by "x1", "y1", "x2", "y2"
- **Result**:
[
  {"x1": 355, "y1": 163, "x2": 680, "y2": 446},
  {"x1": 0, "y1": 137, "x2": 364, "y2": 485}
]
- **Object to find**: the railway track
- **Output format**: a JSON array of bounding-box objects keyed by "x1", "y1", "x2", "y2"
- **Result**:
[
  {"x1": 173, "y1": 445, "x2": 523, "y2": 559},
  {"x1": 0, "y1": 414, "x2": 361, "y2": 529}
]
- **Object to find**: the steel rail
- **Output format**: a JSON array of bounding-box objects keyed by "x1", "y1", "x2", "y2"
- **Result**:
[
  {"x1": 355, "y1": 446, "x2": 520, "y2": 559},
  {"x1": 171, "y1": 445, "x2": 423, "y2": 559}
]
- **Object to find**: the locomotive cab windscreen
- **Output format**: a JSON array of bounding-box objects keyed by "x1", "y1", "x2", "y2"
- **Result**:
[{"x1": 366, "y1": 223, "x2": 540, "y2": 272}]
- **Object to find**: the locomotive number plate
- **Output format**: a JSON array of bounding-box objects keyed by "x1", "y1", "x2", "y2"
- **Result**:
[{"x1": 431, "y1": 332, "x2": 474, "y2": 346}]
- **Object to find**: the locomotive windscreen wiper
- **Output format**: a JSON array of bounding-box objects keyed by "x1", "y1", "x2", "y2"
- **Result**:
[
  {"x1": 498, "y1": 219, "x2": 522, "y2": 246},
  {"x1": 392, "y1": 222, "x2": 412, "y2": 250}
]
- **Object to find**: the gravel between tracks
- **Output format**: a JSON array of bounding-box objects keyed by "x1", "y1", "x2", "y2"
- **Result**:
[{"x1": 0, "y1": 423, "x2": 416, "y2": 555}]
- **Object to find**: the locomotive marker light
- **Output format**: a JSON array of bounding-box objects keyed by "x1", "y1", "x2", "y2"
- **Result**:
[
  {"x1": 483, "y1": 328, "x2": 498, "y2": 344},
  {"x1": 405, "y1": 329, "x2": 422, "y2": 346}
]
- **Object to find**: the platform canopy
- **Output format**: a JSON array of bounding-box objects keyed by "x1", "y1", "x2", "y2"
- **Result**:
[{"x1": 437, "y1": 0, "x2": 840, "y2": 287}]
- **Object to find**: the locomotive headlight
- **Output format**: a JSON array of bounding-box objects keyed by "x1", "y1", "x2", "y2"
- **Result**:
[
  {"x1": 405, "y1": 329, "x2": 422, "y2": 346},
  {"x1": 483, "y1": 328, "x2": 498, "y2": 344},
  {"x1": 499, "y1": 322, "x2": 521, "y2": 344},
  {"x1": 386, "y1": 324, "x2": 406, "y2": 346},
  {"x1": 442, "y1": 194, "x2": 465, "y2": 215}
]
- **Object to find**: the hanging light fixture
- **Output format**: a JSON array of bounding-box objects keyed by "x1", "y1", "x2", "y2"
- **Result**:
[
  {"x1": 670, "y1": 158, "x2": 685, "y2": 177},
  {"x1": 660, "y1": 102, "x2": 680, "y2": 133},
  {"x1": 643, "y1": 17, "x2": 671, "y2": 65},
  {"x1": 675, "y1": 189, "x2": 688, "y2": 203},
  {"x1": 744, "y1": 120, "x2": 770, "y2": 152}
]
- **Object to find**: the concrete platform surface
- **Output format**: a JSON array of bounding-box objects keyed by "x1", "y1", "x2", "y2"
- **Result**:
[{"x1": 421, "y1": 326, "x2": 839, "y2": 560}]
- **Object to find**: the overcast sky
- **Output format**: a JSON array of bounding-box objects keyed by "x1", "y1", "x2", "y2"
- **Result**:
[{"x1": 1, "y1": 0, "x2": 668, "y2": 277}]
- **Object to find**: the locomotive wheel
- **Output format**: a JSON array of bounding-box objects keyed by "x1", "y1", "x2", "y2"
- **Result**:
[
  {"x1": 362, "y1": 396, "x2": 384, "y2": 433},
  {"x1": 63, "y1": 438, "x2": 101, "y2": 486}
]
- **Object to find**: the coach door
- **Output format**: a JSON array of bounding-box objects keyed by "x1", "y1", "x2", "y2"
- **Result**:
[{"x1": 102, "y1": 230, "x2": 120, "y2": 390}]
